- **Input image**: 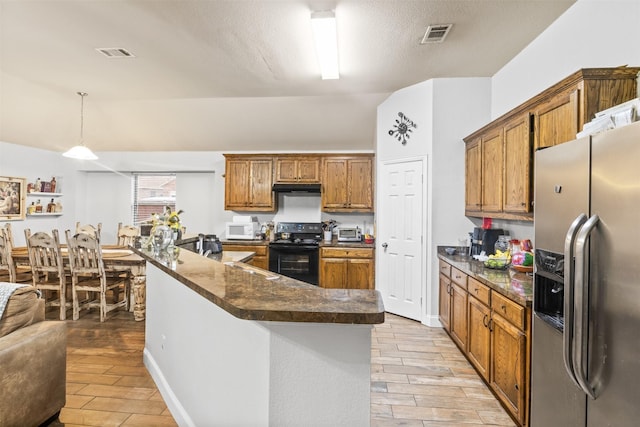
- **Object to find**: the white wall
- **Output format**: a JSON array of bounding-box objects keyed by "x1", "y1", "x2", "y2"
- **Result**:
[
  {"x1": 0, "y1": 141, "x2": 80, "y2": 246},
  {"x1": 376, "y1": 77, "x2": 491, "y2": 326},
  {"x1": 492, "y1": 0, "x2": 640, "y2": 119},
  {"x1": 145, "y1": 263, "x2": 372, "y2": 426}
]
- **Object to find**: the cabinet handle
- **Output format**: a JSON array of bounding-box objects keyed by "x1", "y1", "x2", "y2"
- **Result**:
[
  {"x1": 447, "y1": 284, "x2": 451, "y2": 295},
  {"x1": 488, "y1": 318, "x2": 494, "y2": 332},
  {"x1": 501, "y1": 304, "x2": 507, "y2": 312},
  {"x1": 474, "y1": 288, "x2": 479, "y2": 293},
  {"x1": 515, "y1": 383, "x2": 519, "y2": 391},
  {"x1": 482, "y1": 314, "x2": 489, "y2": 327}
]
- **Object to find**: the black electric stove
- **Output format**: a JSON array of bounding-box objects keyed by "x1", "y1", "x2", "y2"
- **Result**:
[{"x1": 268, "y1": 222, "x2": 323, "y2": 284}]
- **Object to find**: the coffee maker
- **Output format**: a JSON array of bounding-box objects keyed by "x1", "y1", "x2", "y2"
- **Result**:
[{"x1": 470, "y1": 227, "x2": 504, "y2": 256}]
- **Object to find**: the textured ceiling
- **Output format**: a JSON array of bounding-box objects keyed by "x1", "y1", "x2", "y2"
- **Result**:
[{"x1": 0, "y1": 0, "x2": 575, "y2": 153}]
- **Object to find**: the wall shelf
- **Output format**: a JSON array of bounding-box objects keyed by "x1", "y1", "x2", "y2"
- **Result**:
[
  {"x1": 27, "y1": 192, "x2": 63, "y2": 197},
  {"x1": 27, "y1": 212, "x2": 63, "y2": 217}
]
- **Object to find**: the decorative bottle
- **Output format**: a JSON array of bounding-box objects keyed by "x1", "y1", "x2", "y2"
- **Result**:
[
  {"x1": 50, "y1": 177, "x2": 57, "y2": 193},
  {"x1": 46, "y1": 198, "x2": 56, "y2": 213}
]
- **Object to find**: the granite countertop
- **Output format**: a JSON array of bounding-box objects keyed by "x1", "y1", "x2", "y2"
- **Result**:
[
  {"x1": 220, "y1": 239, "x2": 269, "y2": 246},
  {"x1": 135, "y1": 247, "x2": 385, "y2": 324},
  {"x1": 437, "y1": 247, "x2": 533, "y2": 307}
]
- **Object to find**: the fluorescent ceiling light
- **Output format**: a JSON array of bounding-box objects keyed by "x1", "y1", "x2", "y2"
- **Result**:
[{"x1": 311, "y1": 11, "x2": 339, "y2": 80}]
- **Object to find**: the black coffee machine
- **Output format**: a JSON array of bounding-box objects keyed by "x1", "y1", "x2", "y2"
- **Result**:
[{"x1": 470, "y1": 227, "x2": 503, "y2": 256}]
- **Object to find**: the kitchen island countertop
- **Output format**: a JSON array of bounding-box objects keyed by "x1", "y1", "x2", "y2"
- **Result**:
[
  {"x1": 135, "y1": 246, "x2": 384, "y2": 324},
  {"x1": 437, "y1": 246, "x2": 533, "y2": 306}
]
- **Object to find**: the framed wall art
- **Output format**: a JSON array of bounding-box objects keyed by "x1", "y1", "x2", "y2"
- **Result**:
[{"x1": 0, "y1": 176, "x2": 26, "y2": 220}]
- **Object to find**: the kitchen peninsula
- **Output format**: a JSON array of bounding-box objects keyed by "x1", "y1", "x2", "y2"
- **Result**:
[{"x1": 136, "y1": 247, "x2": 384, "y2": 426}]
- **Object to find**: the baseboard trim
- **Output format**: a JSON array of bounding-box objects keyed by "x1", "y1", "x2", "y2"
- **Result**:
[
  {"x1": 422, "y1": 314, "x2": 442, "y2": 328},
  {"x1": 143, "y1": 347, "x2": 194, "y2": 427}
]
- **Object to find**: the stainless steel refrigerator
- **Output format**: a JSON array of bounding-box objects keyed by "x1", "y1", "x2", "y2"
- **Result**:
[{"x1": 531, "y1": 121, "x2": 640, "y2": 426}]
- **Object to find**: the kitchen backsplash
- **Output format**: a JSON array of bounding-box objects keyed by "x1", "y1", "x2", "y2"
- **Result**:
[{"x1": 224, "y1": 192, "x2": 375, "y2": 239}]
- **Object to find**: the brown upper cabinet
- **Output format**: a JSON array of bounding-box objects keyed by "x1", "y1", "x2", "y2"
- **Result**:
[
  {"x1": 224, "y1": 153, "x2": 374, "y2": 213},
  {"x1": 224, "y1": 155, "x2": 276, "y2": 211},
  {"x1": 464, "y1": 67, "x2": 639, "y2": 221},
  {"x1": 274, "y1": 156, "x2": 321, "y2": 183},
  {"x1": 322, "y1": 155, "x2": 374, "y2": 212}
]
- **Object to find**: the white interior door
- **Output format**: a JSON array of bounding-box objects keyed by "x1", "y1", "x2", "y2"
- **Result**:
[{"x1": 377, "y1": 159, "x2": 424, "y2": 320}]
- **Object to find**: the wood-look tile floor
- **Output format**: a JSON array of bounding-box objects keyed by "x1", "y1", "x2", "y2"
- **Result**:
[
  {"x1": 371, "y1": 313, "x2": 515, "y2": 427},
  {"x1": 42, "y1": 310, "x2": 513, "y2": 426},
  {"x1": 44, "y1": 309, "x2": 177, "y2": 427}
]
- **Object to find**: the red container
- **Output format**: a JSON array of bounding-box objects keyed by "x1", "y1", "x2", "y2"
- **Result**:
[{"x1": 482, "y1": 217, "x2": 492, "y2": 229}]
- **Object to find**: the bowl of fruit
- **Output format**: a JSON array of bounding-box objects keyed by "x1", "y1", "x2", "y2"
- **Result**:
[
  {"x1": 484, "y1": 250, "x2": 511, "y2": 270},
  {"x1": 510, "y1": 251, "x2": 534, "y2": 273}
]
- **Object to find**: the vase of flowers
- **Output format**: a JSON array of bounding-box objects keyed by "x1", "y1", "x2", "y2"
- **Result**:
[{"x1": 143, "y1": 206, "x2": 184, "y2": 250}]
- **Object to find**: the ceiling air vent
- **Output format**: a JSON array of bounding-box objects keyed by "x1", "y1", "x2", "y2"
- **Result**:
[
  {"x1": 420, "y1": 24, "x2": 453, "y2": 44},
  {"x1": 95, "y1": 48, "x2": 135, "y2": 58}
]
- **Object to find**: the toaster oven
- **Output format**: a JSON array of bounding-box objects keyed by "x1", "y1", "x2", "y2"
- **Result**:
[{"x1": 337, "y1": 227, "x2": 362, "y2": 242}]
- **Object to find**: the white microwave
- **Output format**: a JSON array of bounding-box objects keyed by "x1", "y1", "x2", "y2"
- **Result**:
[{"x1": 225, "y1": 222, "x2": 260, "y2": 240}]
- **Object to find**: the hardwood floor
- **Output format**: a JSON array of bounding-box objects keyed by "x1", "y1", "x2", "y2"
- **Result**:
[{"x1": 43, "y1": 310, "x2": 513, "y2": 426}]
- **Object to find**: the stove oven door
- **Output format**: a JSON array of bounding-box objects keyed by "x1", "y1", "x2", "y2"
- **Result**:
[{"x1": 268, "y1": 245, "x2": 319, "y2": 285}]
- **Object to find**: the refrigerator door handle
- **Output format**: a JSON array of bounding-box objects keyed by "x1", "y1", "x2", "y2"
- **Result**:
[
  {"x1": 574, "y1": 214, "x2": 599, "y2": 399},
  {"x1": 563, "y1": 213, "x2": 587, "y2": 388}
]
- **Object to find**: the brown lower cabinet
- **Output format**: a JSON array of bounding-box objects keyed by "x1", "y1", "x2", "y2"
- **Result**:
[
  {"x1": 319, "y1": 247, "x2": 374, "y2": 289},
  {"x1": 439, "y1": 260, "x2": 530, "y2": 426},
  {"x1": 221, "y1": 243, "x2": 269, "y2": 270}
]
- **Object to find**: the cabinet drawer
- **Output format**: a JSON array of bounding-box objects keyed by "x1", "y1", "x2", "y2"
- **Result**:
[
  {"x1": 491, "y1": 291, "x2": 525, "y2": 330},
  {"x1": 439, "y1": 260, "x2": 451, "y2": 277},
  {"x1": 450, "y1": 267, "x2": 467, "y2": 290},
  {"x1": 223, "y1": 244, "x2": 268, "y2": 256},
  {"x1": 468, "y1": 278, "x2": 490, "y2": 306},
  {"x1": 321, "y1": 247, "x2": 373, "y2": 259}
]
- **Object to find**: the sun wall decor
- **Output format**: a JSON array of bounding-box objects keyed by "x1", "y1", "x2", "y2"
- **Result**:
[{"x1": 388, "y1": 112, "x2": 418, "y2": 145}]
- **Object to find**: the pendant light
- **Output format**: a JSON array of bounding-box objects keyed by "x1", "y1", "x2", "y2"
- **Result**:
[{"x1": 62, "y1": 91, "x2": 98, "y2": 160}]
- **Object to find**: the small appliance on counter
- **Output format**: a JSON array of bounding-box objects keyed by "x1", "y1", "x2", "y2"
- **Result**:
[
  {"x1": 470, "y1": 227, "x2": 504, "y2": 256},
  {"x1": 225, "y1": 215, "x2": 261, "y2": 240},
  {"x1": 197, "y1": 234, "x2": 223, "y2": 255},
  {"x1": 337, "y1": 226, "x2": 362, "y2": 242}
]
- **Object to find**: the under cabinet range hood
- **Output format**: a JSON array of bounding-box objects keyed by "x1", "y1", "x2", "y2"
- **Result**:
[{"x1": 272, "y1": 183, "x2": 321, "y2": 193}]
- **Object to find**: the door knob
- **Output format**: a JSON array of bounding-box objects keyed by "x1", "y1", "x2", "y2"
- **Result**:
[{"x1": 381, "y1": 243, "x2": 388, "y2": 249}]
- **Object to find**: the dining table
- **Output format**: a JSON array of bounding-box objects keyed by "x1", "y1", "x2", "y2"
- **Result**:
[{"x1": 11, "y1": 245, "x2": 147, "y2": 321}]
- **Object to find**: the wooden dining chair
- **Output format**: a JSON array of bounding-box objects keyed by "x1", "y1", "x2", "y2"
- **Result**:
[
  {"x1": 3, "y1": 223, "x2": 15, "y2": 248},
  {"x1": 117, "y1": 223, "x2": 140, "y2": 247},
  {"x1": 24, "y1": 228, "x2": 70, "y2": 320},
  {"x1": 65, "y1": 230, "x2": 129, "y2": 322},
  {"x1": 75, "y1": 222, "x2": 102, "y2": 241},
  {"x1": 0, "y1": 227, "x2": 32, "y2": 283}
]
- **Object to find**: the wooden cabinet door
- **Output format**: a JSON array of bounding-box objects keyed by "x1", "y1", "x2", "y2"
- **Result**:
[
  {"x1": 467, "y1": 295, "x2": 491, "y2": 381},
  {"x1": 249, "y1": 160, "x2": 274, "y2": 209},
  {"x1": 225, "y1": 159, "x2": 250, "y2": 209},
  {"x1": 438, "y1": 274, "x2": 451, "y2": 332},
  {"x1": 347, "y1": 158, "x2": 373, "y2": 210},
  {"x1": 490, "y1": 312, "x2": 527, "y2": 425},
  {"x1": 275, "y1": 157, "x2": 321, "y2": 183},
  {"x1": 465, "y1": 138, "x2": 482, "y2": 212},
  {"x1": 274, "y1": 158, "x2": 298, "y2": 182},
  {"x1": 535, "y1": 88, "x2": 579, "y2": 150},
  {"x1": 297, "y1": 158, "x2": 321, "y2": 183},
  {"x1": 481, "y1": 129, "x2": 503, "y2": 213},
  {"x1": 449, "y1": 282, "x2": 468, "y2": 352},
  {"x1": 346, "y1": 258, "x2": 374, "y2": 290},
  {"x1": 322, "y1": 158, "x2": 348, "y2": 209},
  {"x1": 319, "y1": 258, "x2": 347, "y2": 288},
  {"x1": 503, "y1": 114, "x2": 532, "y2": 213}
]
